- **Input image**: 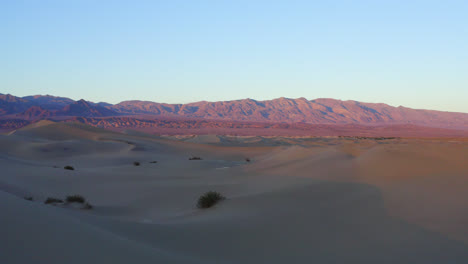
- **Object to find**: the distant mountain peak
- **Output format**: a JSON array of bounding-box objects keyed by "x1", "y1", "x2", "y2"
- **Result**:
[
  {"x1": 58, "y1": 99, "x2": 117, "y2": 117},
  {"x1": 1, "y1": 94, "x2": 468, "y2": 130},
  {"x1": 0, "y1": 94, "x2": 27, "y2": 102},
  {"x1": 76, "y1": 99, "x2": 91, "y2": 106}
]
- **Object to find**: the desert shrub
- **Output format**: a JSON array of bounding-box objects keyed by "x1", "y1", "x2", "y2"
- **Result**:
[
  {"x1": 133, "y1": 161, "x2": 140, "y2": 166},
  {"x1": 149, "y1": 161, "x2": 158, "y2": 164},
  {"x1": 66, "y1": 195, "x2": 85, "y2": 203},
  {"x1": 189, "y1": 156, "x2": 202, "y2": 160},
  {"x1": 44, "y1": 197, "x2": 64, "y2": 204},
  {"x1": 197, "y1": 191, "x2": 225, "y2": 209},
  {"x1": 64, "y1": 165, "x2": 74, "y2": 170},
  {"x1": 24, "y1": 196, "x2": 33, "y2": 201},
  {"x1": 245, "y1": 158, "x2": 251, "y2": 162}
]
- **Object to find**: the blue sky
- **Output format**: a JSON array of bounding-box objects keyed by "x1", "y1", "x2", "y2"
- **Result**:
[{"x1": 1, "y1": 0, "x2": 467, "y2": 112}]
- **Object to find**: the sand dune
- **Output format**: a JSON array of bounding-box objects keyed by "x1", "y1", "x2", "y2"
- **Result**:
[
  {"x1": 0, "y1": 191, "x2": 204, "y2": 264},
  {"x1": 1, "y1": 122, "x2": 467, "y2": 263}
]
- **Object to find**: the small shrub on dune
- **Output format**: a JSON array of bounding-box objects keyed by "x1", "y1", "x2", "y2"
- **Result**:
[
  {"x1": 44, "y1": 197, "x2": 64, "y2": 204},
  {"x1": 189, "y1": 156, "x2": 202, "y2": 160},
  {"x1": 24, "y1": 196, "x2": 33, "y2": 201},
  {"x1": 133, "y1": 161, "x2": 140, "y2": 166},
  {"x1": 245, "y1": 158, "x2": 251, "y2": 162},
  {"x1": 66, "y1": 195, "x2": 85, "y2": 204},
  {"x1": 197, "y1": 191, "x2": 226, "y2": 209},
  {"x1": 64, "y1": 165, "x2": 74, "y2": 170},
  {"x1": 149, "y1": 161, "x2": 158, "y2": 164}
]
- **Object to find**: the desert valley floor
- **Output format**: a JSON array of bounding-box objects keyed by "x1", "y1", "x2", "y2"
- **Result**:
[{"x1": 1, "y1": 121, "x2": 468, "y2": 263}]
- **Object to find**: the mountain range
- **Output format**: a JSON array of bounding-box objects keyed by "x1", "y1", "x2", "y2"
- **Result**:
[{"x1": 1, "y1": 93, "x2": 467, "y2": 136}]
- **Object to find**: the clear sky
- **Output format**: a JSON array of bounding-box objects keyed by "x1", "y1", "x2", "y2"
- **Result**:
[{"x1": 1, "y1": 0, "x2": 467, "y2": 112}]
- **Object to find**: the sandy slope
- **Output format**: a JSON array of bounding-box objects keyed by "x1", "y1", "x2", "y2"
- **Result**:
[
  {"x1": 0, "y1": 191, "x2": 205, "y2": 264},
  {"x1": 1, "y1": 122, "x2": 467, "y2": 263}
]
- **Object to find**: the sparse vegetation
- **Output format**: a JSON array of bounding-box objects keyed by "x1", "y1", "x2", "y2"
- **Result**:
[
  {"x1": 338, "y1": 136, "x2": 398, "y2": 140},
  {"x1": 375, "y1": 137, "x2": 397, "y2": 140},
  {"x1": 44, "y1": 195, "x2": 92, "y2": 209},
  {"x1": 197, "y1": 191, "x2": 225, "y2": 209},
  {"x1": 133, "y1": 161, "x2": 140, "y2": 166},
  {"x1": 149, "y1": 161, "x2": 158, "y2": 163},
  {"x1": 245, "y1": 158, "x2": 251, "y2": 162},
  {"x1": 24, "y1": 196, "x2": 33, "y2": 201},
  {"x1": 189, "y1": 156, "x2": 202, "y2": 160},
  {"x1": 64, "y1": 165, "x2": 74, "y2": 170},
  {"x1": 66, "y1": 195, "x2": 85, "y2": 203},
  {"x1": 44, "y1": 197, "x2": 64, "y2": 204}
]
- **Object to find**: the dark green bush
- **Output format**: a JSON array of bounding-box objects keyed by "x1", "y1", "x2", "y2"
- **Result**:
[
  {"x1": 66, "y1": 195, "x2": 85, "y2": 203},
  {"x1": 44, "y1": 197, "x2": 64, "y2": 204},
  {"x1": 64, "y1": 165, "x2": 74, "y2": 170},
  {"x1": 197, "y1": 191, "x2": 225, "y2": 209}
]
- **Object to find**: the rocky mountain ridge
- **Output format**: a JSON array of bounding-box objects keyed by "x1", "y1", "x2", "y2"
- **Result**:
[{"x1": 1, "y1": 93, "x2": 467, "y2": 132}]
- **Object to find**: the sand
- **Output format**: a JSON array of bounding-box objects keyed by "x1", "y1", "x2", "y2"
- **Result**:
[{"x1": 1, "y1": 122, "x2": 467, "y2": 263}]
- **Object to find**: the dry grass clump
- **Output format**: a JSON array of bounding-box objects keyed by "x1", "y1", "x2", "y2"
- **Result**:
[
  {"x1": 66, "y1": 195, "x2": 85, "y2": 203},
  {"x1": 44, "y1": 197, "x2": 64, "y2": 204},
  {"x1": 197, "y1": 191, "x2": 226, "y2": 209},
  {"x1": 43, "y1": 195, "x2": 93, "y2": 210}
]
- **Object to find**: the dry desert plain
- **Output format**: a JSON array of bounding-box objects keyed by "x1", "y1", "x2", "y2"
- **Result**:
[{"x1": 1, "y1": 121, "x2": 468, "y2": 263}]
